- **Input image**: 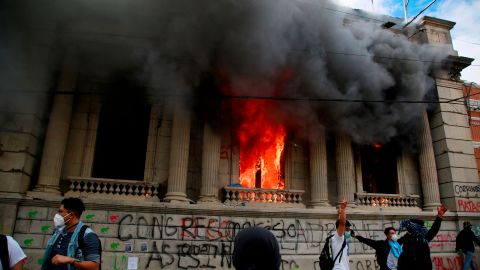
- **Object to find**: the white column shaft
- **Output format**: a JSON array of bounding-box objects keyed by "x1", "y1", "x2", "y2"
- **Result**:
[
  {"x1": 35, "y1": 52, "x2": 77, "y2": 193},
  {"x1": 309, "y1": 129, "x2": 329, "y2": 207},
  {"x1": 419, "y1": 111, "x2": 441, "y2": 210},
  {"x1": 335, "y1": 134, "x2": 356, "y2": 205},
  {"x1": 198, "y1": 122, "x2": 221, "y2": 203},
  {"x1": 164, "y1": 99, "x2": 191, "y2": 202}
]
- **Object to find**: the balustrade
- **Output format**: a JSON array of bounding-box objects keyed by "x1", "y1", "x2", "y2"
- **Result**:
[
  {"x1": 224, "y1": 186, "x2": 305, "y2": 208},
  {"x1": 356, "y1": 193, "x2": 420, "y2": 207},
  {"x1": 65, "y1": 177, "x2": 160, "y2": 201}
]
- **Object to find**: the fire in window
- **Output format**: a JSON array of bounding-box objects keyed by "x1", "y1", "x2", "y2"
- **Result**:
[{"x1": 234, "y1": 99, "x2": 286, "y2": 189}]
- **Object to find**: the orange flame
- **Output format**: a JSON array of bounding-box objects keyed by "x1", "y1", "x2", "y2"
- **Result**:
[
  {"x1": 235, "y1": 99, "x2": 286, "y2": 189},
  {"x1": 218, "y1": 68, "x2": 294, "y2": 190}
]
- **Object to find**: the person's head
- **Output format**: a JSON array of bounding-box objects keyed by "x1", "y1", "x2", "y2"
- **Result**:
[
  {"x1": 463, "y1": 221, "x2": 472, "y2": 229},
  {"x1": 384, "y1": 227, "x2": 396, "y2": 241},
  {"x1": 399, "y1": 218, "x2": 427, "y2": 242},
  {"x1": 336, "y1": 219, "x2": 352, "y2": 238},
  {"x1": 55, "y1": 197, "x2": 85, "y2": 228},
  {"x1": 233, "y1": 227, "x2": 281, "y2": 270}
]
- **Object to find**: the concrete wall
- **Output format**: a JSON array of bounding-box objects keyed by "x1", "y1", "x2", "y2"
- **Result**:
[{"x1": 4, "y1": 197, "x2": 479, "y2": 270}]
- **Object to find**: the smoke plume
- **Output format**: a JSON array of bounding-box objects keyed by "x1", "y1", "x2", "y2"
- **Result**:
[{"x1": 1, "y1": 0, "x2": 450, "y2": 144}]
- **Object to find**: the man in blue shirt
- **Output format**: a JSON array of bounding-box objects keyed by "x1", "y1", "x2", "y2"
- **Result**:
[
  {"x1": 41, "y1": 198, "x2": 100, "y2": 270},
  {"x1": 353, "y1": 227, "x2": 402, "y2": 270}
]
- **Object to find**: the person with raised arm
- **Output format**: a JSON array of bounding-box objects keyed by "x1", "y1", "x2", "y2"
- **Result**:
[
  {"x1": 330, "y1": 200, "x2": 351, "y2": 270},
  {"x1": 397, "y1": 205, "x2": 448, "y2": 270}
]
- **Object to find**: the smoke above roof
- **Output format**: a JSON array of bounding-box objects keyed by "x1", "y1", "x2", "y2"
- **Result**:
[{"x1": 1, "y1": 0, "x2": 450, "y2": 144}]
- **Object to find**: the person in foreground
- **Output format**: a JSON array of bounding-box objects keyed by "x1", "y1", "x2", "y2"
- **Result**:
[
  {"x1": 352, "y1": 227, "x2": 402, "y2": 270},
  {"x1": 233, "y1": 226, "x2": 281, "y2": 270},
  {"x1": 456, "y1": 221, "x2": 480, "y2": 270},
  {"x1": 41, "y1": 197, "x2": 101, "y2": 270},
  {"x1": 397, "y1": 205, "x2": 448, "y2": 270},
  {"x1": 331, "y1": 200, "x2": 350, "y2": 270},
  {"x1": 0, "y1": 234, "x2": 27, "y2": 270}
]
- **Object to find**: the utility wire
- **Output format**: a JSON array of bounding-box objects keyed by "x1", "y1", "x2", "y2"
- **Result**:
[
  {"x1": 221, "y1": 94, "x2": 472, "y2": 104},
  {"x1": 454, "y1": 39, "x2": 480, "y2": 46},
  {"x1": 0, "y1": 88, "x2": 477, "y2": 105}
]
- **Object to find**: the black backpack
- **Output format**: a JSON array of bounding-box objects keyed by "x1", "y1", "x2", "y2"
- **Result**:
[
  {"x1": 319, "y1": 234, "x2": 347, "y2": 270},
  {"x1": 0, "y1": 234, "x2": 10, "y2": 270},
  {"x1": 78, "y1": 225, "x2": 102, "y2": 269}
]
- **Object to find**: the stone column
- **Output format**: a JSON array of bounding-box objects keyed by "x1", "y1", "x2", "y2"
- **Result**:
[
  {"x1": 335, "y1": 134, "x2": 356, "y2": 205},
  {"x1": 143, "y1": 104, "x2": 162, "y2": 182},
  {"x1": 418, "y1": 111, "x2": 441, "y2": 210},
  {"x1": 284, "y1": 142, "x2": 294, "y2": 190},
  {"x1": 80, "y1": 96, "x2": 101, "y2": 177},
  {"x1": 230, "y1": 146, "x2": 240, "y2": 185},
  {"x1": 198, "y1": 122, "x2": 221, "y2": 204},
  {"x1": 309, "y1": 128, "x2": 330, "y2": 207},
  {"x1": 396, "y1": 151, "x2": 408, "y2": 195},
  {"x1": 31, "y1": 51, "x2": 77, "y2": 195},
  {"x1": 355, "y1": 151, "x2": 364, "y2": 194},
  {"x1": 164, "y1": 98, "x2": 191, "y2": 203},
  {"x1": 153, "y1": 99, "x2": 174, "y2": 185}
]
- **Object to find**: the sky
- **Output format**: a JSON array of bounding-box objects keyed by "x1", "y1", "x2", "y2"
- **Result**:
[{"x1": 335, "y1": 0, "x2": 480, "y2": 84}]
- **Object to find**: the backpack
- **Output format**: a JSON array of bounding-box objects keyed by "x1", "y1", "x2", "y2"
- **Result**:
[
  {"x1": 0, "y1": 234, "x2": 10, "y2": 270},
  {"x1": 78, "y1": 225, "x2": 102, "y2": 270},
  {"x1": 319, "y1": 234, "x2": 347, "y2": 270}
]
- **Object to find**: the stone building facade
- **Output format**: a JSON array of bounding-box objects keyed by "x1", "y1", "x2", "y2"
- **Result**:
[{"x1": 1, "y1": 11, "x2": 479, "y2": 270}]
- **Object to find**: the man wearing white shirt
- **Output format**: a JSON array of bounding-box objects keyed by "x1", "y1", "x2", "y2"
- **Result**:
[
  {"x1": 0, "y1": 234, "x2": 27, "y2": 270},
  {"x1": 331, "y1": 200, "x2": 351, "y2": 270}
]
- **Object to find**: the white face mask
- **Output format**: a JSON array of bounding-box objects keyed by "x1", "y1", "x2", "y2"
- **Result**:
[
  {"x1": 53, "y1": 213, "x2": 71, "y2": 229},
  {"x1": 391, "y1": 234, "x2": 399, "y2": 241}
]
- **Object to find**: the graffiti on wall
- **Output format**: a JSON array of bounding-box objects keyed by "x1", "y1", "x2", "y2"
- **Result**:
[
  {"x1": 457, "y1": 198, "x2": 480, "y2": 212},
  {"x1": 15, "y1": 206, "x2": 464, "y2": 270},
  {"x1": 454, "y1": 184, "x2": 480, "y2": 198}
]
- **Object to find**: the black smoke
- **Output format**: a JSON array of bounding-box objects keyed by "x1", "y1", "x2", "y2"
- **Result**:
[{"x1": 0, "y1": 0, "x2": 450, "y2": 144}]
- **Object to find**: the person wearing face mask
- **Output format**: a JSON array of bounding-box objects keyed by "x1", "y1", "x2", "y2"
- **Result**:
[
  {"x1": 41, "y1": 197, "x2": 101, "y2": 270},
  {"x1": 352, "y1": 227, "x2": 402, "y2": 270},
  {"x1": 329, "y1": 200, "x2": 351, "y2": 270}
]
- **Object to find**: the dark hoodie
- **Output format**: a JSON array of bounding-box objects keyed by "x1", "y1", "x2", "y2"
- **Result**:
[
  {"x1": 233, "y1": 227, "x2": 281, "y2": 270},
  {"x1": 397, "y1": 217, "x2": 442, "y2": 270}
]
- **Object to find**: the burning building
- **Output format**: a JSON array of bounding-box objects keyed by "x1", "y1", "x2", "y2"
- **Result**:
[{"x1": 0, "y1": 0, "x2": 479, "y2": 269}]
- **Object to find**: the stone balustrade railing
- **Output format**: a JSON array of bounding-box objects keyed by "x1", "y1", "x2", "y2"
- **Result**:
[
  {"x1": 356, "y1": 193, "x2": 420, "y2": 207},
  {"x1": 65, "y1": 177, "x2": 160, "y2": 201},
  {"x1": 224, "y1": 186, "x2": 305, "y2": 208}
]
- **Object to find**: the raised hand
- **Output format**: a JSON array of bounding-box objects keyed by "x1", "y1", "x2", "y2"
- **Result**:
[
  {"x1": 437, "y1": 205, "x2": 447, "y2": 218},
  {"x1": 338, "y1": 199, "x2": 347, "y2": 213}
]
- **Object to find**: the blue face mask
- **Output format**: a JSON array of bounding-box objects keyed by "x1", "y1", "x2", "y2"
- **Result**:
[{"x1": 344, "y1": 231, "x2": 351, "y2": 239}]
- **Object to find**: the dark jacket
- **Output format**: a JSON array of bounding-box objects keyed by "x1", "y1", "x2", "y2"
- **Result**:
[
  {"x1": 456, "y1": 227, "x2": 480, "y2": 252},
  {"x1": 397, "y1": 216, "x2": 443, "y2": 270},
  {"x1": 356, "y1": 236, "x2": 392, "y2": 270}
]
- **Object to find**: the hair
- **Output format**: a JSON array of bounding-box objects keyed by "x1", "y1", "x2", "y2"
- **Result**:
[
  {"x1": 464, "y1": 221, "x2": 472, "y2": 228},
  {"x1": 61, "y1": 197, "x2": 86, "y2": 218},
  {"x1": 410, "y1": 219, "x2": 424, "y2": 227},
  {"x1": 384, "y1": 227, "x2": 396, "y2": 236},
  {"x1": 233, "y1": 226, "x2": 281, "y2": 270},
  {"x1": 335, "y1": 220, "x2": 351, "y2": 228}
]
